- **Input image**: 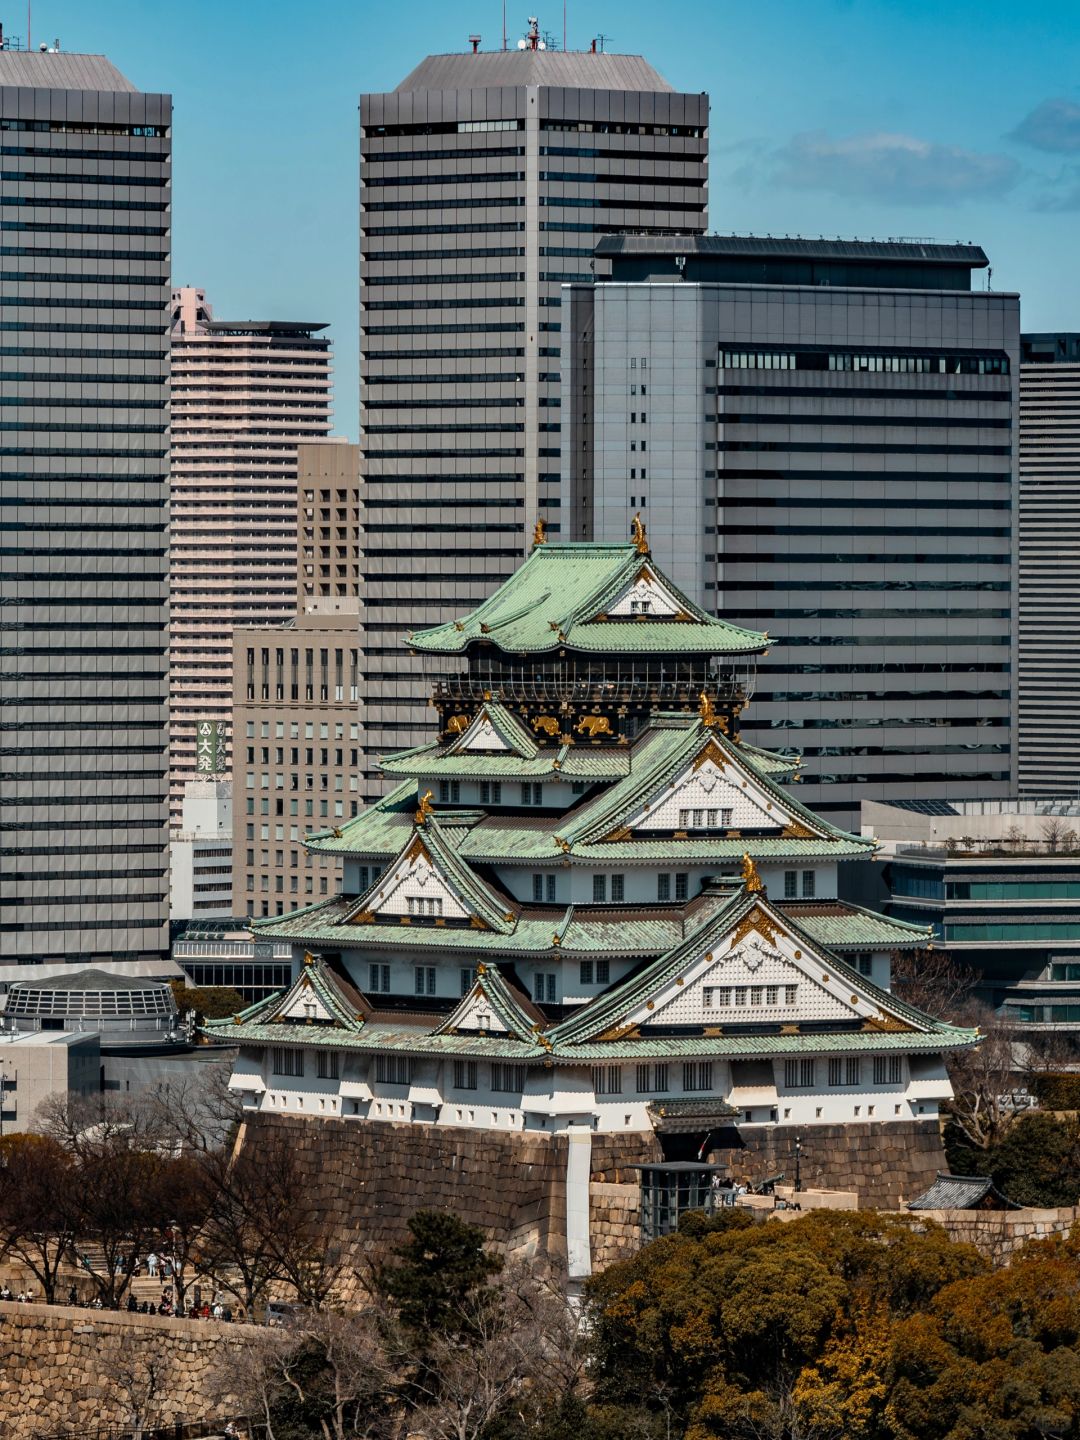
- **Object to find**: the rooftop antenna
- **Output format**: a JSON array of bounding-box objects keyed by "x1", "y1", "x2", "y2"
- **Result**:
[
  {"x1": 564, "y1": 0, "x2": 567, "y2": 51},
  {"x1": 595, "y1": 31, "x2": 611, "y2": 51},
  {"x1": 502, "y1": 0, "x2": 507, "y2": 50},
  {"x1": 27, "y1": 0, "x2": 30, "y2": 52},
  {"x1": 469, "y1": 33, "x2": 481, "y2": 52}
]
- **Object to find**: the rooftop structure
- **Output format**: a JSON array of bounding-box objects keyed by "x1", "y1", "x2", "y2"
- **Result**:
[
  {"x1": 212, "y1": 532, "x2": 974, "y2": 1228},
  {"x1": 2, "y1": 968, "x2": 179, "y2": 1046},
  {"x1": 907, "y1": 1172, "x2": 1020, "y2": 1211}
]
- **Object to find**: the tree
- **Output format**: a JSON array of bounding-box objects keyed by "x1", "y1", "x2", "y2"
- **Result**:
[
  {"x1": 942, "y1": 1005, "x2": 1019, "y2": 1152},
  {"x1": 1041, "y1": 816, "x2": 1069, "y2": 854},
  {"x1": 0, "y1": 1133, "x2": 79, "y2": 1303},
  {"x1": 168, "y1": 980, "x2": 244, "y2": 1024},
  {"x1": 947, "y1": 1109, "x2": 1080, "y2": 1208},
  {"x1": 380, "y1": 1208, "x2": 503, "y2": 1340},
  {"x1": 153, "y1": 1154, "x2": 215, "y2": 1309},
  {"x1": 890, "y1": 949, "x2": 974, "y2": 1023},
  {"x1": 197, "y1": 1140, "x2": 287, "y2": 1314}
]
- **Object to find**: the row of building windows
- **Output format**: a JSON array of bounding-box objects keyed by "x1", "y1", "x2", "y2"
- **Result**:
[
  {"x1": 719, "y1": 348, "x2": 1009, "y2": 375},
  {"x1": 893, "y1": 873, "x2": 1080, "y2": 902},
  {"x1": 0, "y1": 220, "x2": 167, "y2": 237},
  {"x1": 704, "y1": 984, "x2": 798, "y2": 1009},
  {"x1": 0, "y1": 119, "x2": 166, "y2": 138}
]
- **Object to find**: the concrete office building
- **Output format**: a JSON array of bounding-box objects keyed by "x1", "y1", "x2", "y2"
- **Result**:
[
  {"x1": 169, "y1": 779, "x2": 233, "y2": 922},
  {"x1": 0, "y1": 1028, "x2": 98, "y2": 1134},
  {"x1": 168, "y1": 289, "x2": 333, "y2": 824},
  {"x1": 1018, "y1": 333, "x2": 1080, "y2": 798},
  {"x1": 232, "y1": 442, "x2": 362, "y2": 915},
  {"x1": 563, "y1": 236, "x2": 1019, "y2": 825},
  {"x1": 0, "y1": 50, "x2": 172, "y2": 967},
  {"x1": 358, "y1": 34, "x2": 708, "y2": 798}
]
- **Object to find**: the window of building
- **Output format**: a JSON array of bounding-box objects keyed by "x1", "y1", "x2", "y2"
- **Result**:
[
  {"x1": 580, "y1": 960, "x2": 594, "y2": 985},
  {"x1": 611, "y1": 873, "x2": 625, "y2": 901},
  {"x1": 439, "y1": 780, "x2": 461, "y2": 804},
  {"x1": 828, "y1": 1058, "x2": 862, "y2": 1087},
  {"x1": 480, "y1": 781, "x2": 502, "y2": 804},
  {"x1": 657, "y1": 873, "x2": 671, "y2": 902},
  {"x1": 802, "y1": 870, "x2": 816, "y2": 899},
  {"x1": 703, "y1": 986, "x2": 731, "y2": 1009},
  {"x1": 683, "y1": 1061, "x2": 713, "y2": 1092},
  {"x1": 856, "y1": 954, "x2": 873, "y2": 977},
  {"x1": 592, "y1": 874, "x2": 607, "y2": 903},
  {"x1": 533, "y1": 874, "x2": 544, "y2": 902},
  {"x1": 533, "y1": 973, "x2": 556, "y2": 1004},
  {"x1": 596, "y1": 959, "x2": 609, "y2": 984},
  {"x1": 630, "y1": 599, "x2": 651, "y2": 614},
  {"x1": 592, "y1": 1064, "x2": 622, "y2": 1096},
  {"x1": 272, "y1": 1048, "x2": 304, "y2": 1078},
  {"x1": 785, "y1": 985, "x2": 798, "y2": 1005},
  {"x1": 316, "y1": 1051, "x2": 340, "y2": 1080},
  {"x1": 375, "y1": 1055, "x2": 412, "y2": 1085},
  {"x1": 460, "y1": 967, "x2": 474, "y2": 996},
  {"x1": 784, "y1": 1059, "x2": 815, "y2": 1088},
  {"x1": 453, "y1": 1060, "x2": 478, "y2": 1090},
  {"x1": 491, "y1": 1062, "x2": 526, "y2": 1093},
  {"x1": 368, "y1": 963, "x2": 390, "y2": 993},
  {"x1": 784, "y1": 870, "x2": 798, "y2": 899},
  {"x1": 635, "y1": 1063, "x2": 669, "y2": 1094},
  {"x1": 546, "y1": 874, "x2": 556, "y2": 902},
  {"x1": 734, "y1": 986, "x2": 748, "y2": 1007},
  {"x1": 521, "y1": 782, "x2": 543, "y2": 805},
  {"x1": 414, "y1": 966, "x2": 436, "y2": 997},
  {"x1": 873, "y1": 1056, "x2": 903, "y2": 1085},
  {"x1": 675, "y1": 872, "x2": 689, "y2": 901}
]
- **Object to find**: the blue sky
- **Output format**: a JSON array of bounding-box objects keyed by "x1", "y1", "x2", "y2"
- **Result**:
[{"x1": 26, "y1": 0, "x2": 1080, "y2": 435}]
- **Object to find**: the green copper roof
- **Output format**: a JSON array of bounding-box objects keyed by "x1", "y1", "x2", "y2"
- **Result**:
[
  {"x1": 381, "y1": 741, "x2": 631, "y2": 782},
  {"x1": 436, "y1": 964, "x2": 544, "y2": 1043},
  {"x1": 783, "y1": 903, "x2": 932, "y2": 950},
  {"x1": 410, "y1": 543, "x2": 767, "y2": 658},
  {"x1": 738, "y1": 741, "x2": 800, "y2": 777}
]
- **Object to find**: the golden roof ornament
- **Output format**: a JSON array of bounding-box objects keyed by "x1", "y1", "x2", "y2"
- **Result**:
[
  {"x1": 630, "y1": 511, "x2": 649, "y2": 555},
  {"x1": 741, "y1": 853, "x2": 764, "y2": 893},
  {"x1": 699, "y1": 691, "x2": 718, "y2": 729},
  {"x1": 415, "y1": 789, "x2": 434, "y2": 825},
  {"x1": 533, "y1": 516, "x2": 547, "y2": 546}
]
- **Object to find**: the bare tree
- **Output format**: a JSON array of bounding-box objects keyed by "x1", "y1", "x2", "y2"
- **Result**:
[
  {"x1": 0, "y1": 1134, "x2": 80, "y2": 1303},
  {"x1": 945, "y1": 1005, "x2": 1021, "y2": 1151},
  {"x1": 110, "y1": 1328, "x2": 175, "y2": 1440},
  {"x1": 890, "y1": 948, "x2": 974, "y2": 1023},
  {"x1": 1042, "y1": 816, "x2": 1069, "y2": 854}
]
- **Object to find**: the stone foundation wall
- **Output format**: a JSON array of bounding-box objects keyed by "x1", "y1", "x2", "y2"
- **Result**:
[
  {"x1": 707, "y1": 1120, "x2": 946, "y2": 1209},
  {"x1": 910, "y1": 1206, "x2": 1080, "y2": 1264},
  {"x1": 0, "y1": 1301, "x2": 244, "y2": 1439}
]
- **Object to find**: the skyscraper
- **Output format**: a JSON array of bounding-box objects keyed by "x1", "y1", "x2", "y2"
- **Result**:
[
  {"x1": 563, "y1": 236, "x2": 1019, "y2": 825},
  {"x1": 0, "y1": 50, "x2": 172, "y2": 968},
  {"x1": 1018, "y1": 333, "x2": 1080, "y2": 798},
  {"x1": 168, "y1": 289, "x2": 333, "y2": 823},
  {"x1": 358, "y1": 36, "x2": 708, "y2": 797}
]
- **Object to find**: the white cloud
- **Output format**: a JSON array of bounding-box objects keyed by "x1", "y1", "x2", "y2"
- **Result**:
[{"x1": 771, "y1": 131, "x2": 1020, "y2": 204}]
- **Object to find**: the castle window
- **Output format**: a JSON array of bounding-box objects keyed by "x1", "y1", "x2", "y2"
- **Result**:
[
  {"x1": 460, "y1": 967, "x2": 474, "y2": 996},
  {"x1": 766, "y1": 986, "x2": 778, "y2": 1005},
  {"x1": 703, "y1": 986, "x2": 731, "y2": 1009},
  {"x1": 682, "y1": 1062, "x2": 713, "y2": 1092},
  {"x1": 675, "y1": 872, "x2": 688, "y2": 901},
  {"x1": 596, "y1": 959, "x2": 610, "y2": 984},
  {"x1": 521, "y1": 782, "x2": 543, "y2": 805},
  {"x1": 592, "y1": 874, "x2": 607, "y2": 903},
  {"x1": 533, "y1": 874, "x2": 544, "y2": 902},
  {"x1": 829, "y1": 1058, "x2": 862, "y2": 1087},
  {"x1": 317, "y1": 1051, "x2": 340, "y2": 1080},
  {"x1": 414, "y1": 966, "x2": 436, "y2": 997},
  {"x1": 368, "y1": 963, "x2": 390, "y2": 994},
  {"x1": 546, "y1": 874, "x2": 556, "y2": 902},
  {"x1": 491, "y1": 1063, "x2": 526, "y2": 1093},
  {"x1": 802, "y1": 870, "x2": 816, "y2": 899},
  {"x1": 439, "y1": 780, "x2": 460, "y2": 804},
  {"x1": 579, "y1": 961, "x2": 594, "y2": 985},
  {"x1": 592, "y1": 1065, "x2": 622, "y2": 1096},
  {"x1": 784, "y1": 1059, "x2": 815, "y2": 1088},
  {"x1": 873, "y1": 1057, "x2": 904, "y2": 1085},
  {"x1": 375, "y1": 1055, "x2": 412, "y2": 1086},
  {"x1": 635, "y1": 1063, "x2": 669, "y2": 1094},
  {"x1": 453, "y1": 1060, "x2": 478, "y2": 1090},
  {"x1": 657, "y1": 874, "x2": 671, "y2": 902},
  {"x1": 611, "y1": 874, "x2": 625, "y2": 901},
  {"x1": 856, "y1": 953, "x2": 873, "y2": 976},
  {"x1": 480, "y1": 781, "x2": 502, "y2": 804},
  {"x1": 734, "y1": 987, "x2": 748, "y2": 1007},
  {"x1": 630, "y1": 599, "x2": 651, "y2": 614},
  {"x1": 272, "y1": 1047, "x2": 304, "y2": 1078},
  {"x1": 784, "y1": 870, "x2": 798, "y2": 899},
  {"x1": 785, "y1": 985, "x2": 797, "y2": 1005},
  {"x1": 533, "y1": 973, "x2": 556, "y2": 1004}
]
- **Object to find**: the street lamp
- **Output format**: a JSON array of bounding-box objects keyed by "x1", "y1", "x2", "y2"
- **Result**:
[{"x1": 794, "y1": 1136, "x2": 802, "y2": 1194}]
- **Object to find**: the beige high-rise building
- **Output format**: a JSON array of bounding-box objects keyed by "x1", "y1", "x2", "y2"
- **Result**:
[
  {"x1": 231, "y1": 443, "x2": 362, "y2": 916},
  {"x1": 168, "y1": 288, "x2": 333, "y2": 825}
]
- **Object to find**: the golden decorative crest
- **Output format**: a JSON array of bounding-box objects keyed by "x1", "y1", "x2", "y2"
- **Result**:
[
  {"x1": 741, "y1": 853, "x2": 764, "y2": 892},
  {"x1": 533, "y1": 516, "x2": 547, "y2": 546},
  {"x1": 303, "y1": 951, "x2": 315, "y2": 967},
  {"x1": 699, "y1": 691, "x2": 718, "y2": 729},
  {"x1": 730, "y1": 906, "x2": 780, "y2": 949},
  {"x1": 630, "y1": 511, "x2": 649, "y2": 555},
  {"x1": 781, "y1": 820, "x2": 816, "y2": 839},
  {"x1": 414, "y1": 790, "x2": 434, "y2": 825}
]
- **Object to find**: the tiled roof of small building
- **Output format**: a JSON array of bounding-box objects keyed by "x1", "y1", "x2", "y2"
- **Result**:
[{"x1": 907, "y1": 1173, "x2": 1020, "y2": 1210}]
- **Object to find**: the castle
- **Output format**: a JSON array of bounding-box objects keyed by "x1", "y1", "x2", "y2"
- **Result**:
[{"x1": 211, "y1": 525, "x2": 974, "y2": 1185}]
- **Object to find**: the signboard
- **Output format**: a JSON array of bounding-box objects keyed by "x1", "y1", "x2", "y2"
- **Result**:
[{"x1": 195, "y1": 720, "x2": 227, "y2": 774}]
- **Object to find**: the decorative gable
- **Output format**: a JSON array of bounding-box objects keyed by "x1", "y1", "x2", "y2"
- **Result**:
[
  {"x1": 598, "y1": 564, "x2": 685, "y2": 619},
  {"x1": 362, "y1": 836, "x2": 472, "y2": 922},
  {"x1": 618, "y1": 907, "x2": 893, "y2": 1032},
  {"x1": 624, "y1": 740, "x2": 801, "y2": 834},
  {"x1": 446, "y1": 703, "x2": 536, "y2": 758},
  {"x1": 442, "y1": 982, "x2": 510, "y2": 1035},
  {"x1": 277, "y1": 976, "x2": 337, "y2": 1023},
  {"x1": 451, "y1": 710, "x2": 509, "y2": 753}
]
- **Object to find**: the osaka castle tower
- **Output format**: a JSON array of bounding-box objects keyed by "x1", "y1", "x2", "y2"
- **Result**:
[{"x1": 213, "y1": 521, "x2": 975, "y2": 1149}]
